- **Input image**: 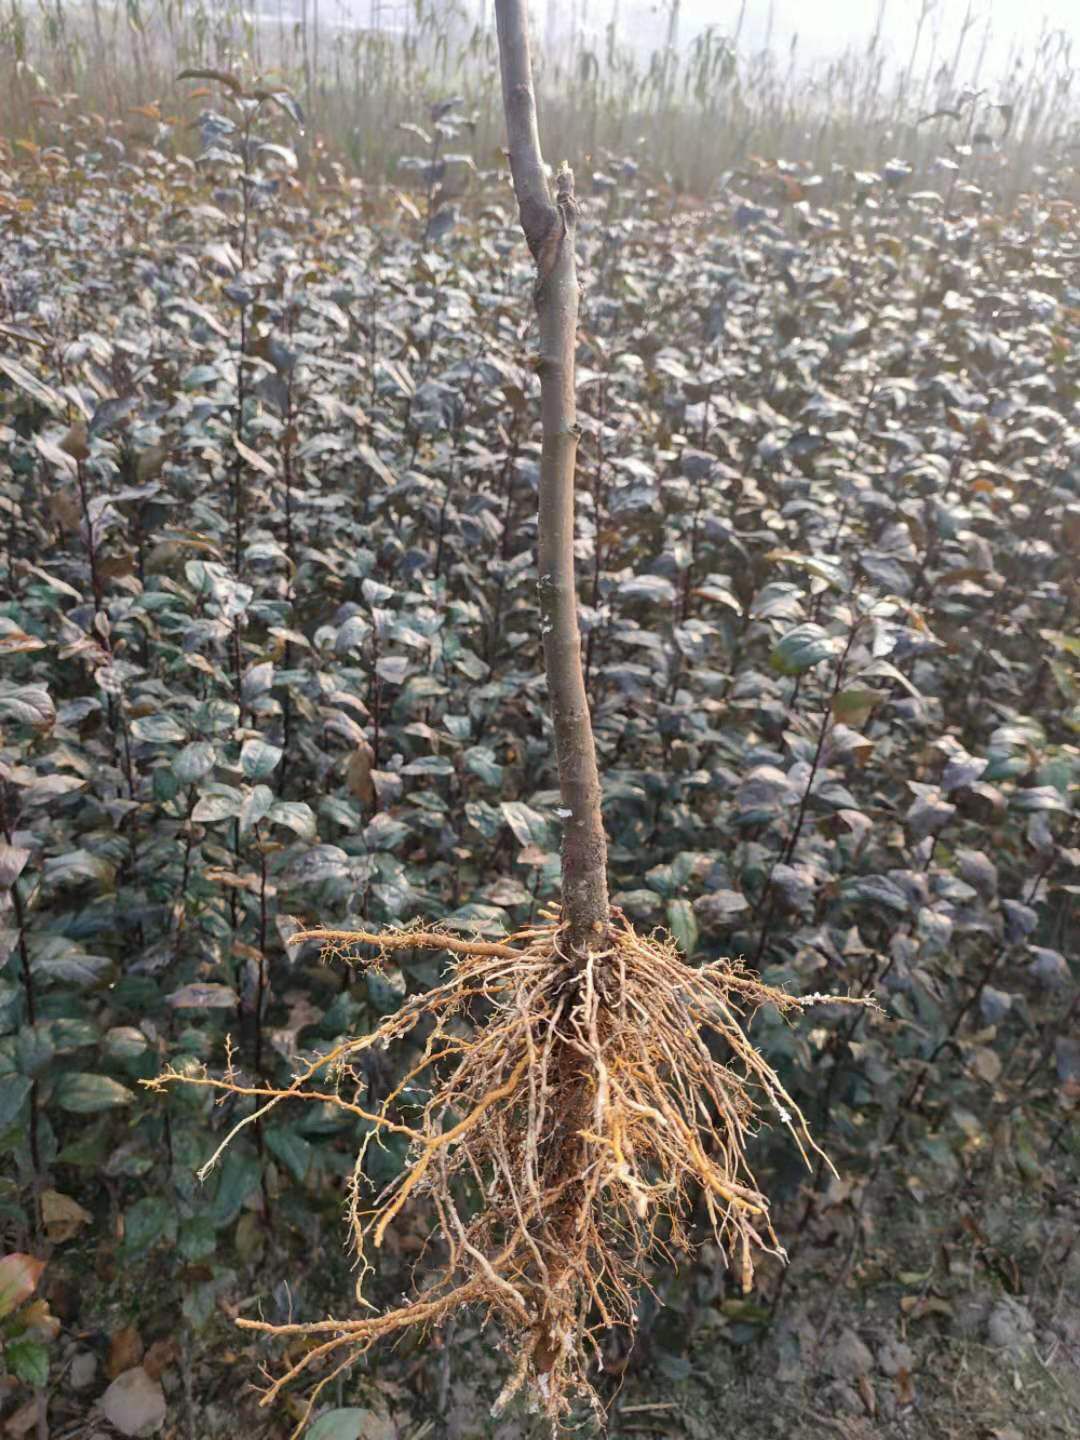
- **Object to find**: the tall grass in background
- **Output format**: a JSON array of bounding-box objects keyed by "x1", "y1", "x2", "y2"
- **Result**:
[{"x1": 1, "y1": 0, "x2": 1077, "y2": 197}]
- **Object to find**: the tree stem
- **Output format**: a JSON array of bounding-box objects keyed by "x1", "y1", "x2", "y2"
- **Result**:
[{"x1": 495, "y1": 0, "x2": 609, "y2": 950}]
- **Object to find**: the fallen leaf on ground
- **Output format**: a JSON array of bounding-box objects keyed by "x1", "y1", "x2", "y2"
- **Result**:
[
  {"x1": 3, "y1": 1397, "x2": 40, "y2": 1437},
  {"x1": 0, "y1": 1254, "x2": 45, "y2": 1320},
  {"x1": 107, "y1": 1325, "x2": 144, "y2": 1379},
  {"x1": 101, "y1": 1366, "x2": 166, "y2": 1437},
  {"x1": 142, "y1": 1338, "x2": 179, "y2": 1380},
  {"x1": 41, "y1": 1189, "x2": 93, "y2": 1243}
]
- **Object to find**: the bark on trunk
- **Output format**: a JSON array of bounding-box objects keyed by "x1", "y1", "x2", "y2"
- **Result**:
[{"x1": 494, "y1": 0, "x2": 609, "y2": 951}]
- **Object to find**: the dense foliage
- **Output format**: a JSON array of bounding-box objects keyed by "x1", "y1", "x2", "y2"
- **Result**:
[{"x1": 0, "y1": 73, "x2": 1078, "y2": 1439}]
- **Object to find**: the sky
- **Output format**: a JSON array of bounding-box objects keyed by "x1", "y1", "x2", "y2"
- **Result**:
[{"x1": 574, "y1": 0, "x2": 1078, "y2": 76}]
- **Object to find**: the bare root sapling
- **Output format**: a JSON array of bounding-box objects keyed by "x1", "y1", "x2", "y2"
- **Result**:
[{"x1": 147, "y1": 2, "x2": 874, "y2": 1431}]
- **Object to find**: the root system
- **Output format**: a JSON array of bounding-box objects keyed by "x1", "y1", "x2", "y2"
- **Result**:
[{"x1": 149, "y1": 911, "x2": 868, "y2": 1432}]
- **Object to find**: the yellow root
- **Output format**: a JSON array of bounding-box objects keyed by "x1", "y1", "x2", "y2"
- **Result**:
[
  {"x1": 290, "y1": 925, "x2": 524, "y2": 960},
  {"x1": 148, "y1": 913, "x2": 872, "y2": 1433}
]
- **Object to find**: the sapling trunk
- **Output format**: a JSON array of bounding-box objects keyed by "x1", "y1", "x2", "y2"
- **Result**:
[{"x1": 494, "y1": 0, "x2": 609, "y2": 950}]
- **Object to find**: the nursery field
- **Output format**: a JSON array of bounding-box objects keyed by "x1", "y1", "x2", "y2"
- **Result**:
[{"x1": 1, "y1": 52, "x2": 1079, "y2": 1440}]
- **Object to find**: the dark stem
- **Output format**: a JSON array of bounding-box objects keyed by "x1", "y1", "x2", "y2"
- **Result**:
[
  {"x1": 1, "y1": 800, "x2": 42, "y2": 1195},
  {"x1": 752, "y1": 623, "x2": 861, "y2": 967}
]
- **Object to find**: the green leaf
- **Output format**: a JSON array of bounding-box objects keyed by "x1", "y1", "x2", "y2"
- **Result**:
[
  {"x1": 15, "y1": 1025, "x2": 53, "y2": 1078},
  {"x1": 0, "y1": 683, "x2": 54, "y2": 731},
  {"x1": 859, "y1": 658, "x2": 923, "y2": 698},
  {"x1": 166, "y1": 983, "x2": 238, "y2": 1010},
  {"x1": 206, "y1": 1150, "x2": 261, "y2": 1228},
  {"x1": 0, "y1": 354, "x2": 66, "y2": 415},
  {"x1": 307, "y1": 1411, "x2": 373, "y2": 1440},
  {"x1": 749, "y1": 582, "x2": 804, "y2": 621},
  {"x1": 0, "y1": 844, "x2": 30, "y2": 888},
  {"x1": 832, "y1": 687, "x2": 886, "y2": 727},
  {"x1": 153, "y1": 766, "x2": 179, "y2": 804},
  {"x1": 241, "y1": 661, "x2": 274, "y2": 702},
  {"x1": 239, "y1": 783, "x2": 275, "y2": 833},
  {"x1": 174, "y1": 741, "x2": 216, "y2": 784},
  {"x1": 191, "y1": 785, "x2": 243, "y2": 823},
  {"x1": 666, "y1": 897, "x2": 699, "y2": 957},
  {"x1": 364, "y1": 813, "x2": 410, "y2": 850},
  {"x1": 770, "y1": 623, "x2": 843, "y2": 676},
  {"x1": 130, "y1": 713, "x2": 187, "y2": 744},
  {"x1": 617, "y1": 574, "x2": 677, "y2": 606},
  {"x1": 400, "y1": 755, "x2": 453, "y2": 776},
  {"x1": 452, "y1": 649, "x2": 489, "y2": 682},
  {"x1": 31, "y1": 941, "x2": 112, "y2": 988},
  {"x1": 182, "y1": 363, "x2": 222, "y2": 391},
  {"x1": 720, "y1": 1297, "x2": 773, "y2": 1324},
  {"x1": 110, "y1": 976, "x2": 162, "y2": 1013},
  {"x1": 56, "y1": 1126, "x2": 111, "y2": 1168},
  {"x1": 0, "y1": 1075, "x2": 32, "y2": 1129},
  {"x1": 44, "y1": 1018, "x2": 98, "y2": 1053},
  {"x1": 257, "y1": 141, "x2": 298, "y2": 171},
  {"x1": 443, "y1": 903, "x2": 508, "y2": 934},
  {"x1": 102, "y1": 1027, "x2": 149, "y2": 1063},
  {"x1": 265, "y1": 88, "x2": 304, "y2": 128},
  {"x1": 182, "y1": 1268, "x2": 236, "y2": 1331},
  {"x1": 265, "y1": 1126, "x2": 313, "y2": 1183},
  {"x1": 653, "y1": 1349, "x2": 692, "y2": 1381},
  {"x1": 463, "y1": 745, "x2": 502, "y2": 786},
  {"x1": 6, "y1": 1336, "x2": 49, "y2": 1387},
  {"x1": 121, "y1": 1197, "x2": 175, "y2": 1257},
  {"x1": 767, "y1": 549, "x2": 846, "y2": 590},
  {"x1": 267, "y1": 801, "x2": 316, "y2": 839},
  {"x1": 840, "y1": 875, "x2": 909, "y2": 913},
  {"x1": 1011, "y1": 786, "x2": 1067, "y2": 813},
  {"x1": 366, "y1": 969, "x2": 406, "y2": 1015},
  {"x1": 53, "y1": 1072, "x2": 135, "y2": 1114},
  {"x1": 295, "y1": 1101, "x2": 353, "y2": 1136},
  {"x1": 42, "y1": 850, "x2": 116, "y2": 889},
  {"x1": 316, "y1": 992, "x2": 360, "y2": 1037},
  {"x1": 375, "y1": 655, "x2": 409, "y2": 684},
  {"x1": 178, "y1": 1217, "x2": 218, "y2": 1262},
  {"x1": 240, "y1": 738, "x2": 283, "y2": 781},
  {"x1": 499, "y1": 801, "x2": 550, "y2": 847},
  {"x1": 463, "y1": 801, "x2": 501, "y2": 841}
]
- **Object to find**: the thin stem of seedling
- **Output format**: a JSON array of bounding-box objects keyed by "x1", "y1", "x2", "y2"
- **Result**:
[
  {"x1": 496, "y1": 0, "x2": 609, "y2": 949},
  {"x1": 0, "y1": 789, "x2": 42, "y2": 1228},
  {"x1": 752, "y1": 620, "x2": 862, "y2": 967}
]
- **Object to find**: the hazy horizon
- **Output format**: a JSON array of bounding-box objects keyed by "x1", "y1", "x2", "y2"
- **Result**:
[
  {"x1": 348, "y1": 2, "x2": 1078, "y2": 85},
  {"x1": 565, "y1": 1, "x2": 1076, "y2": 76}
]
